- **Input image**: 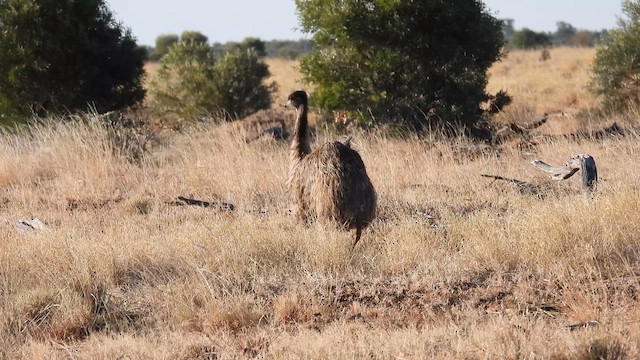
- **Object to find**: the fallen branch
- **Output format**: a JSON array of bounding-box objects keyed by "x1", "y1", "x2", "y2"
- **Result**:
[
  {"x1": 16, "y1": 218, "x2": 48, "y2": 236},
  {"x1": 494, "y1": 114, "x2": 548, "y2": 145},
  {"x1": 481, "y1": 174, "x2": 530, "y2": 187},
  {"x1": 480, "y1": 174, "x2": 541, "y2": 195},
  {"x1": 171, "y1": 196, "x2": 235, "y2": 211},
  {"x1": 567, "y1": 320, "x2": 599, "y2": 331}
]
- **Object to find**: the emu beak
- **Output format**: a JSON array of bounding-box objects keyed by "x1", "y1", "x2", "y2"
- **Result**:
[{"x1": 284, "y1": 99, "x2": 293, "y2": 108}]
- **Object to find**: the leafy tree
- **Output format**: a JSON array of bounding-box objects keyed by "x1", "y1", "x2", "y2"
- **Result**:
[
  {"x1": 509, "y1": 28, "x2": 551, "y2": 49},
  {"x1": 0, "y1": 0, "x2": 146, "y2": 122},
  {"x1": 278, "y1": 48, "x2": 299, "y2": 60},
  {"x1": 571, "y1": 31, "x2": 596, "y2": 47},
  {"x1": 591, "y1": 0, "x2": 640, "y2": 111},
  {"x1": 181, "y1": 30, "x2": 208, "y2": 45},
  {"x1": 225, "y1": 37, "x2": 267, "y2": 57},
  {"x1": 554, "y1": 21, "x2": 577, "y2": 45},
  {"x1": 136, "y1": 45, "x2": 153, "y2": 59},
  {"x1": 265, "y1": 39, "x2": 314, "y2": 58},
  {"x1": 501, "y1": 19, "x2": 516, "y2": 41},
  {"x1": 213, "y1": 49, "x2": 275, "y2": 116},
  {"x1": 295, "y1": 0, "x2": 506, "y2": 131},
  {"x1": 150, "y1": 34, "x2": 179, "y2": 61},
  {"x1": 148, "y1": 43, "x2": 217, "y2": 120},
  {"x1": 239, "y1": 37, "x2": 267, "y2": 57},
  {"x1": 148, "y1": 42, "x2": 275, "y2": 120},
  {"x1": 211, "y1": 42, "x2": 226, "y2": 57}
]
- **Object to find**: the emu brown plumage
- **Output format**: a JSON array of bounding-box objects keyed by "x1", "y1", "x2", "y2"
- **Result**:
[{"x1": 285, "y1": 90, "x2": 376, "y2": 248}]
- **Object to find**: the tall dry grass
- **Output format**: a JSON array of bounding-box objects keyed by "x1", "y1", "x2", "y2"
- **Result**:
[
  {"x1": 488, "y1": 47, "x2": 597, "y2": 114},
  {"x1": 265, "y1": 58, "x2": 308, "y2": 103},
  {"x1": 1, "y1": 48, "x2": 639, "y2": 358}
]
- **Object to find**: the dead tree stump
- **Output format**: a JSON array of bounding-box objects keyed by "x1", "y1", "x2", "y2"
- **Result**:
[{"x1": 531, "y1": 154, "x2": 597, "y2": 192}]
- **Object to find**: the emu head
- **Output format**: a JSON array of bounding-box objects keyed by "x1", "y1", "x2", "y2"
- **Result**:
[{"x1": 285, "y1": 90, "x2": 308, "y2": 108}]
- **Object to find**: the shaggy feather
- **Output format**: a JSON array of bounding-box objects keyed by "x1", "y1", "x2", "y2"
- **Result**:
[{"x1": 285, "y1": 91, "x2": 376, "y2": 247}]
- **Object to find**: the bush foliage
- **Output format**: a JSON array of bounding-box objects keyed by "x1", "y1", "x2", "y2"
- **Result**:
[
  {"x1": 509, "y1": 28, "x2": 551, "y2": 49},
  {"x1": 150, "y1": 32, "x2": 209, "y2": 61},
  {"x1": 181, "y1": 31, "x2": 208, "y2": 45},
  {"x1": 149, "y1": 34, "x2": 179, "y2": 61},
  {"x1": 295, "y1": 0, "x2": 506, "y2": 131},
  {"x1": 222, "y1": 37, "x2": 268, "y2": 58},
  {"x1": 148, "y1": 42, "x2": 275, "y2": 121},
  {"x1": 0, "y1": 0, "x2": 146, "y2": 123},
  {"x1": 591, "y1": 0, "x2": 640, "y2": 111}
]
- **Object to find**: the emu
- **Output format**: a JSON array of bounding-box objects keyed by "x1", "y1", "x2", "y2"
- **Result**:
[{"x1": 285, "y1": 90, "x2": 376, "y2": 248}]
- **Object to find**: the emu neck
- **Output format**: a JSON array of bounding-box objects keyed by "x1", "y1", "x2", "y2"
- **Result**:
[{"x1": 291, "y1": 103, "x2": 311, "y2": 160}]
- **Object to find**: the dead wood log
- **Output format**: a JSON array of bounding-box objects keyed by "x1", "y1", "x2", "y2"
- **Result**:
[
  {"x1": 16, "y1": 218, "x2": 48, "y2": 236},
  {"x1": 171, "y1": 196, "x2": 235, "y2": 211},
  {"x1": 480, "y1": 174, "x2": 542, "y2": 195},
  {"x1": 522, "y1": 114, "x2": 549, "y2": 130},
  {"x1": 531, "y1": 154, "x2": 597, "y2": 192},
  {"x1": 481, "y1": 174, "x2": 531, "y2": 187},
  {"x1": 494, "y1": 114, "x2": 548, "y2": 146},
  {"x1": 567, "y1": 320, "x2": 599, "y2": 331},
  {"x1": 566, "y1": 122, "x2": 624, "y2": 141}
]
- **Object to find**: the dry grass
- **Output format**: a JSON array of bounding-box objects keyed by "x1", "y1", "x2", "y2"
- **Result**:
[
  {"x1": 1, "y1": 48, "x2": 640, "y2": 358},
  {"x1": 265, "y1": 58, "x2": 308, "y2": 103},
  {"x1": 487, "y1": 47, "x2": 610, "y2": 136},
  {"x1": 488, "y1": 47, "x2": 598, "y2": 114}
]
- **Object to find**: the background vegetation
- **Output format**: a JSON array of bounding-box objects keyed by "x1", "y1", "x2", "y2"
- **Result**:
[
  {"x1": 591, "y1": 0, "x2": 640, "y2": 112},
  {"x1": 2, "y1": 48, "x2": 640, "y2": 358},
  {"x1": 3, "y1": 0, "x2": 640, "y2": 356},
  {"x1": 0, "y1": 0, "x2": 146, "y2": 123},
  {"x1": 505, "y1": 20, "x2": 609, "y2": 49},
  {"x1": 295, "y1": 0, "x2": 506, "y2": 132},
  {"x1": 147, "y1": 42, "x2": 275, "y2": 121}
]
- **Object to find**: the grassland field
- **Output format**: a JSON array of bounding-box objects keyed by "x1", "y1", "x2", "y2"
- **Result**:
[{"x1": 1, "y1": 47, "x2": 640, "y2": 358}]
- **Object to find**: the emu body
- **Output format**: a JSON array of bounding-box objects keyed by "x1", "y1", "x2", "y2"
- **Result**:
[{"x1": 286, "y1": 91, "x2": 376, "y2": 247}]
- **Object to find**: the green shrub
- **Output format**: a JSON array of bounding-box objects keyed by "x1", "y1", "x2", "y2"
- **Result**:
[
  {"x1": 148, "y1": 42, "x2": 219, "y2": 120},
  {"x1": 225, "y1": 37, "x2": 267, "y2": 57},
  {"x1": 277, "y1": 48, "x2": 300, "y2": 60},
  {"x1": 554, "y1": 21, "x2": 577, "y2": 45},
  {"x1": 295, "y1": 0, "x2": 506, "y2": 132},
  {"x1": 0, "y1": 0, "x2": 146, "y2": 123},
  {"x1": 509, "y1": 28, "x2": 552, "y2": 49},
  {"x1": 591, "y1": 0, "x2": 640, "y2": 111},
  {"x1": 213, "y1": 48, "x2": 275, "y2": 117},
  {"x1": 181, "y1": 31, "x2": 208, "y2": 45},
  {"x1": 265, "y1": 39, "x2": 314, "y2": 58},
  {"x1": 148, "y1": 42, "x2": 275, "y2": 121},
  {"x1": 572, "y1": 31, "x2": 596, "y2": 47},
  {"x1": 149, "y1": 34, "x2": 179, "y2": 61}
]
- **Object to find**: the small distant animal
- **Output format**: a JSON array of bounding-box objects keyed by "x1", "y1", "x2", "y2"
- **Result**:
[
  {"x1": 285, "y1": 90, "x2": 376, "y2": 248},
  {"x1": 540, "y1": 48, "x2": 551, "y2": 61}
]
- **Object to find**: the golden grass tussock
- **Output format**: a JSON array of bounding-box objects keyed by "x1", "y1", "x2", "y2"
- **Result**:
[
  {"x1": 2, "y1": 48, "x2": 640, "y2": 358},
  {"x1": 265, "y1": 58, "x2": 309, "y2": 102}
]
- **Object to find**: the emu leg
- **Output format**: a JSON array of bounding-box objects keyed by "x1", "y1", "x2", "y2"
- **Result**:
[{"x1": 352, "y1": 226, "x2": 362, "y2": 249}]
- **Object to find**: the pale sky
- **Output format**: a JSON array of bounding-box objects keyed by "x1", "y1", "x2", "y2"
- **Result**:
[{"x1": 105, "y1": 0, "x2": 624, "y2": 46}]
